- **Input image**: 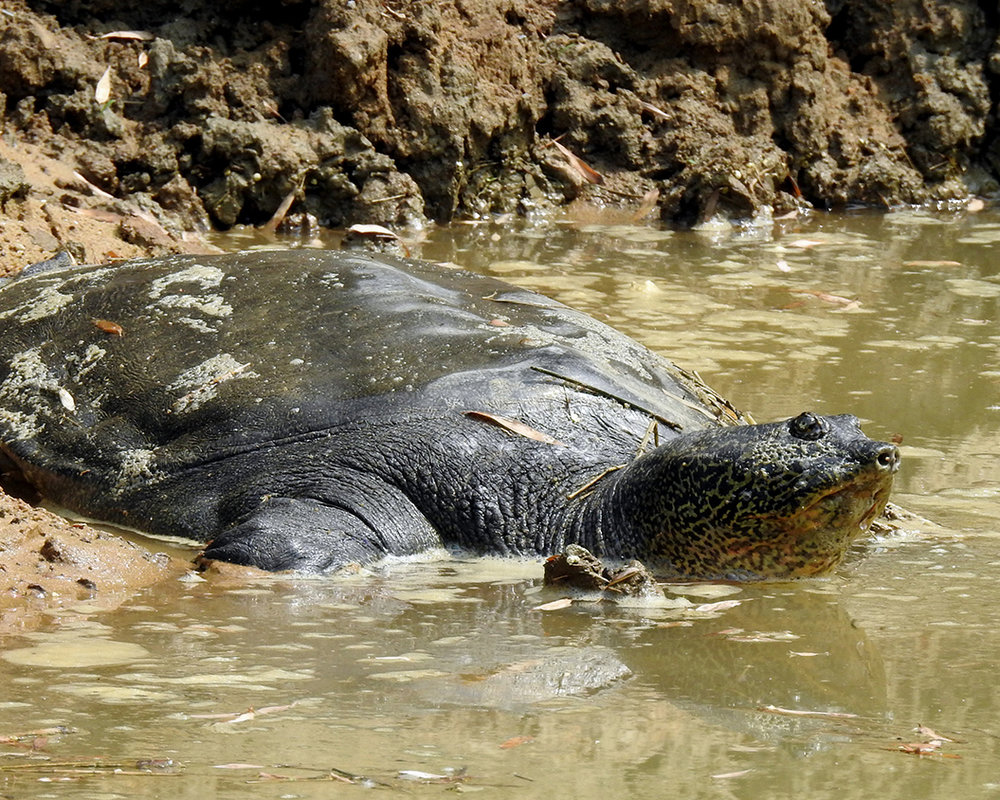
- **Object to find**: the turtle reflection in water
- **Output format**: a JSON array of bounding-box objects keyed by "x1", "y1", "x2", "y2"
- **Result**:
[{"x1": 0, "y1": 250, "x2": 898, "y2": 580}]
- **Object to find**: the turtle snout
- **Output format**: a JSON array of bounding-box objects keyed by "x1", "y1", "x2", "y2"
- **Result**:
[{"x1": 874, "y1": 443, "x2": 900, "y2": 473}]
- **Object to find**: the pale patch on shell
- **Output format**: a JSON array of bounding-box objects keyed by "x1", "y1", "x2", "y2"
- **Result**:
[
  {"x1": 167, "y1": 354, "x2": 259, "y2": 413},
  {"x1": 152, "y1": 293, "x2": 233, "y2": 319},
  {"x1": 146, "y1": 264, "x2": 232, "y2": 331},
  {"x1": 116, "y1": 448, "x2": 158, "y2": 492},
  {"x1": 66, "y1": 344, "x2": 107, "y2": 381},
  {"x1": 4, "y1": 285, "x2": 75, "y2": 322},
  {"x1": 147, "y1": 264, "x2": 226, "y2": 300},
  {"x1": 0, "y1": 346, "x2": 62, "y2": 439}
]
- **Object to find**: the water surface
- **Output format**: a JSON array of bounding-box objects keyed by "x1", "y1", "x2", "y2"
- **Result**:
[{"x1": 2, "y1": 209, "x2": 999, "y2": 798}]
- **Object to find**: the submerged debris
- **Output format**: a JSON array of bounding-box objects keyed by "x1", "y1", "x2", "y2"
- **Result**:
[{"x1": 543, "y1": 544, "x2": 662, "y2": 599}]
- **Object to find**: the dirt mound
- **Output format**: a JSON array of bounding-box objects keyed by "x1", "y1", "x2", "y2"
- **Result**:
[
  {"x1": 0, "y1": 491, "x2": 186, "y2": 634},
  {"x1": 0, "y1": 0, "x2": 996, "y2": 239}
]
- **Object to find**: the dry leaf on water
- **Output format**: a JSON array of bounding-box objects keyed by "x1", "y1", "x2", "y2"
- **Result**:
[
  {"x1": 711, "y1": 769, "x2": 752, "y2": 779},
  {"x1": 694, "y1": 599, "x2": 742, "y2": 613},
  {"x1": 499, "y1": 735, "x2": 535, "y2": 749},
  {"x1": 533, "y1": 598, "x2": 573, "y2": 612},
  {"x1": 758, "y1": 705, "x2": 858, "y2": 719},
  {"x1": 789, "y1": 288, "x2": 860, "y2": 309}
]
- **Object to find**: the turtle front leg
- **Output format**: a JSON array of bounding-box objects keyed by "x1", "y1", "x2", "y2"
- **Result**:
[{"x1": 202, "y1": 493, "x2": 441, "y2": 572}]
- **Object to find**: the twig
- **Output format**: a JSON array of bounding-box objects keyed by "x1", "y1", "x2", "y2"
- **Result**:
[{"x1": 567, "y1": 464, "x2": 625, "y2": 500}]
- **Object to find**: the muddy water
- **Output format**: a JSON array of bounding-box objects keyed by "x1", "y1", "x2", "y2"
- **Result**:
[{"x1": 3, "y1": 210, "x2": 1000, "y2": 798}]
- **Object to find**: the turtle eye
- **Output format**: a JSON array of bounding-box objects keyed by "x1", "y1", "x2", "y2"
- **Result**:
[{"x1": 788, "y1": 412, "x2": 828, "y2": 441}]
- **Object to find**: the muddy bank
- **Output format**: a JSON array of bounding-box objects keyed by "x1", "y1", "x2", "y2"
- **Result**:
[{"x1": 0, "y1": 0, "x2": 997, "y2": 240}]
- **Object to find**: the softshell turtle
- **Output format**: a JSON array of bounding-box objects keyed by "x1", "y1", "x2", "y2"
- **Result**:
[{"x1": 0, "y1": 250, "x2": 899, "y2": 579}]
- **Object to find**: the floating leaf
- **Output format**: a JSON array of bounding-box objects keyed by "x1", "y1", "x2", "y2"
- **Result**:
[
  {"x1": 347, "y1": 223, "x2": 397, "y2": 238},
  {"x1": 789, "y1": 288, "x2": 859, "y2": 307},
  {"x1": 726, "y1": 630, "x2": 799, "y2": 643},
  {"x1": 896, "y1": 740, "x2": 943, "y2": 755},
  {"x1": 94, "y1": 67, "x2": 112, "y2": 105},
  {"x1": 759, "y1": 705, "x2": 858, "y2": 719},
  {"x1": 398, "y1": 770, "x2": 449, "y2": 781},
  {"x1": 499, "y1": 735, "x2": 534, "y2": 749},
  {"x1": 463, "y1": 411, "x2": 564, "y2": 446},
  {"x1": 694, "y1": 599, "x2": 741, "y2": 613},
  {"x1": 533, "y1": 598, "x2": 573, "y2": 612},
  {"x1": 915, "y1": 724, "x2": 958, "y2": 742}
]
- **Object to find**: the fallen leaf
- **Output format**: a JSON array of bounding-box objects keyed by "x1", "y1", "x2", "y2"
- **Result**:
[
  {"x1": 631, "y1": 188, "x2": 660, "y2": 221},
  {"x1": 215, "y1": 710, "x2": 256, "y2": 725},
  {"x1": 99, "y1": 30, "x2": 155, "y2": 41},
  {"x1": 261, "y1": 183, "x2": 299, "y2": 233},
  {"x1": 138, "y1": 51, "x2": 148, "y2": 69},
  {"x1": 606, "y1": 566, "x2": 644, "y2": 588},
  {"x1": 463, "y1": 411, "x2": 564, "y2": 446},
  {"x1": 789, "y1": 288, "x2": 858, "y2": 307},
  {"x1": 347, "y1": 223, "x2": 397, "y2": 238},
  {"x1": 639, "y1": 101, "x2": 670, "y2": 121},
  {"x1": 58, "y1": 387, "x2": 76, "y2": 413},
  {"x1": 727, "y1": 631, "x2": 799, "y2": 642},
  {"x1": 92, "y1": 318, "x2": 124, "y2": 336},
  {"x1": 533, "y1": 598, "x2": 573, "y2": 612},
  {"x1": 551, "y1": 140, "x2": 604, "y2": 185},
  {"x1": 95, "y1": 67, "x2": 112, "y2": 105},
  {"x1": 254, "y1": 703, "x2": 296, "y2": 716},
  {"x1": 759, "y1": 705, "x2": 858, "y2": 719},
  {"x1": 915, "y1": 724, "x2": 957, "y2": 742},
  {"x1": 499, "y1": 735, "x2": 534, "y2": 749},
  {"x1": 694, "y1": 599, "x2": 741, "y2": 613},
  {"x1": 398, "y1": 770, "x2": 449, "y2": 781},
  {"x1": 896, "y1": 741, "x2": 943, "y2": 755},
  {"x1": 254, "y1": 772, "x2": 291, "y2": 781}
]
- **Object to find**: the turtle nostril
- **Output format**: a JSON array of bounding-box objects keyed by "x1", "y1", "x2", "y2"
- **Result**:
[{"x1": 876, "y1": 444, "x2": 900, "y2": 472}]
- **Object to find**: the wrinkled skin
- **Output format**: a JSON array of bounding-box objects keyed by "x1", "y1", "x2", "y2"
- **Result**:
[{"x1": 0, "y1": 251, "x2": 898, "y2": 579}]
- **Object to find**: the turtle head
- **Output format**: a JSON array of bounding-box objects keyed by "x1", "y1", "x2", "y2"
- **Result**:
[{"x1": 613, "y1": 412, "x2": 899, "y2": 580}]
